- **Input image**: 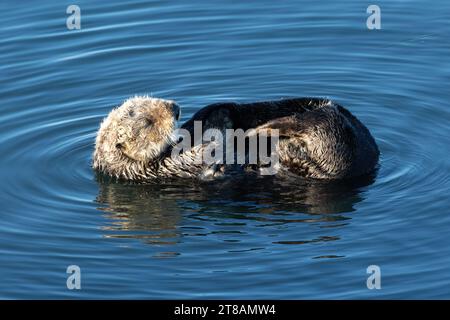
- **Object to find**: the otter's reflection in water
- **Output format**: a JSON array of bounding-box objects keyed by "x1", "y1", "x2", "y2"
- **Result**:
[{"x1": 95, "y1": 173, "x2": 376, "y2": 257}]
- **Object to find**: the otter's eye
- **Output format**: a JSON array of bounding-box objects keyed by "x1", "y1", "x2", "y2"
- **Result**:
[
  {"x1": 128, "y1": 110, "x2": 135, "y2": 117},
  {"x1": 145, "y1": 118, "x2": 153, "y2": 127},
  {"x1": 116, "y1": 143, "x2": 123, "y2": 149}
]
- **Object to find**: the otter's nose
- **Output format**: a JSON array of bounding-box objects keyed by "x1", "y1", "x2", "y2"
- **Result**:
[{"x1": 171, "y1": 103, "x2": 181, "y2": 121}]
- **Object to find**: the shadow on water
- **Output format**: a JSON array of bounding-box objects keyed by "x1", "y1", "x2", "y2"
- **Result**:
[{"x1": 94, "y1": 172, "x2": 377, "y2": 248}]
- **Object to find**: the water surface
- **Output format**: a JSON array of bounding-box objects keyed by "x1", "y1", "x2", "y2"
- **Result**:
[{"x1": 1, "y1": 0, "x2": 450, "y2": 298}]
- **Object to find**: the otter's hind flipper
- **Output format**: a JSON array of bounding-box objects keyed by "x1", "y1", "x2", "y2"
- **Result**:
[{"x1": 254, "y1": 103, "x2": 379, "y2": 179}]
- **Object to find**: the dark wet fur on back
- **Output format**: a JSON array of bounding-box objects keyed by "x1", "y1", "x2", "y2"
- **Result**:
[{"x1": 181, "y1": 98, "x2": 379, "y2": 179}]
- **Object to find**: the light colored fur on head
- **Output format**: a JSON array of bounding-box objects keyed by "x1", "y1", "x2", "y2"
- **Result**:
[{"x1": 93, "y1": 96, "x2": 179, "y2": 180}]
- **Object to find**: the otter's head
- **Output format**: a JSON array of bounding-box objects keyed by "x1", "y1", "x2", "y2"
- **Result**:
[{"x1": 93, "y1": 96, "x2": 180, "y2": 179}]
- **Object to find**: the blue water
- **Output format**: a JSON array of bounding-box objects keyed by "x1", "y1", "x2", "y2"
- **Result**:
[{"x1": 1, "y1": 0, "x2": 449, "y2": 299}]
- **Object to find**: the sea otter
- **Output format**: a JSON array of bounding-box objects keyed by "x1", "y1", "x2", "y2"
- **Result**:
[{"x1": 93, "y1": 96, "x2": 379, "y2": 180}]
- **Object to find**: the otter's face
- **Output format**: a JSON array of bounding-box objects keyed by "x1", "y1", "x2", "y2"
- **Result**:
[{"x1": 93, "y1": 96, "x2": 180, "y2": 177}]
